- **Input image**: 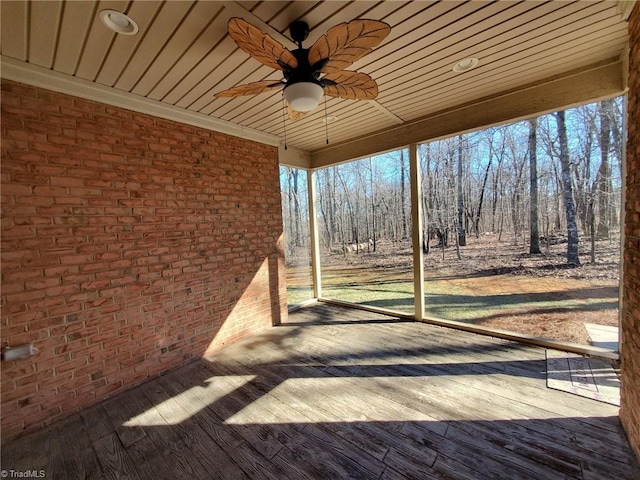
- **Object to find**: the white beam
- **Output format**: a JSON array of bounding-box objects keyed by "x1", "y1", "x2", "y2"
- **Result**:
[
  {"x1": 307, "y1": 170, "x2": 322, "y2": 299},
  {"x1": 279, "y1": 146, "x2": 311, "y2": 169},
  {"x1": 409, "y1": 144, "x2": 424, "y2": 320},
  {"x1": 310, "y1": 60, "x2": 625, "y2": 168}
]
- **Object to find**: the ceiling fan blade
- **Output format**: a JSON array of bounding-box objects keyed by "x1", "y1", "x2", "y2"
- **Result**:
[
  {"x1": 215, "y1": 80, "x2": 284, "y2": 98},
  {"x1": 228, "y1": 18, "x2": 298, "y2": 71},
  {"x1": 308, "y1": 19, "x2": 390, "y2": 73},
  {"x1": 322, "y1": 71, "x2": 378, "y2": 100},
  {"x1": 288, "y1": 106, "x2": 308, "y2": 121}
]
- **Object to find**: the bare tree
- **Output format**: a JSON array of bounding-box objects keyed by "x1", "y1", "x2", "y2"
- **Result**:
[
  {"x1": 471, "y1": 130, "x2": 494, "y2": 238},
  {"x1": 595, "y1": 98, "x2": 614, "y2": 239},
  {"x1": 505, "y1": 125, "x2": 528, "y2": 245},
  {"x1": 317, "y1": 167, "x2": 339, "y2": 247},
  {"x1": 490, "y1": 131, "x2": 506, "y2": 234},
  {"x1": 528, "y1": 118, "x2": 541, "y2": 254},
  {"x1": 420, "y1": 143, "x2": 434, "y2": 253},
  {"x1": 290, "y1": 98, "x2": 622, "y2": 271},
  {"x1": 572, "y1": 104, "x2": 596, "y2": 234},
  {"x1": 555, "y1": 110, "x2": 580, "y2": 265},
  {"x1": 367, "y1": 158, "x2": 377, "y2": 252},
  {"x1": 400, "y1": 149, "x2": 408, "y2": 239},
  {"x1": 456, "y1": 135, "x2": 467, "y2": 247},
  {"x1": 291, "y1": 168, "x2": 302, "y2": 245}
]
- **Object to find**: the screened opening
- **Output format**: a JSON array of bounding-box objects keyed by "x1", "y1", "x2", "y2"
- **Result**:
[
  {"x1": 281, "y1": 97, "x2": 623, "y2": 352},
  {"x1": 316, "y1": 153, "x2": 414, "y2": 313},
  {"x1": 420, "y1": 97, "x2": 623, "y2": 349},
  {"x1": 280, "y1": 166, "x2": 313, "y2": 307}
]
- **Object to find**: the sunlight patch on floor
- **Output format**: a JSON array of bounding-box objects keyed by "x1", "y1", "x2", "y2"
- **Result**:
[
  {"x1": 220, "y1": 376, "x2": 565, "y2": 425},
  {"x1": 124, "y1": 374, "x2": 256, "y2": 426}
]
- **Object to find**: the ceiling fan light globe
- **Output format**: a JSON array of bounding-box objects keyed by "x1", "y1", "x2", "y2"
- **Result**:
[{"x1": 283, "y1": 82, "x2": 323, "y2": 112}]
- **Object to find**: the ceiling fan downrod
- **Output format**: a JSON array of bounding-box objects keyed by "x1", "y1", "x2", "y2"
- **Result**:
[{"x1": 289, "y1": 21, "x2": 310, "y2": 48}]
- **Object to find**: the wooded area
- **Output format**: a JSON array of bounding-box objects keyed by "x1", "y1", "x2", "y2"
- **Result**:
[{"x1": 281, "y1": 97, "x2": 623, "y2": 268}]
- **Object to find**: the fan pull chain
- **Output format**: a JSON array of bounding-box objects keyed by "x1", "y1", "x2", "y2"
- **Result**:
[
  {"x1": 324, "y1": 95, "x2": 330, "y2": 145},
  {"x1": 281, "y1": 96, "x2": 288, "y2": 150}
]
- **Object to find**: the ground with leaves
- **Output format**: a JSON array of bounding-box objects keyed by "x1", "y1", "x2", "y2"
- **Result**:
[{"x1": 286, "y1": 233, "x2": 620, "y2": 345}]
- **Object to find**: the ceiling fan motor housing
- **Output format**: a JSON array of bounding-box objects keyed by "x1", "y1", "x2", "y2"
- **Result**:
[{"x1": 284, "y1": 49, "x2": 322, "y2": 85}]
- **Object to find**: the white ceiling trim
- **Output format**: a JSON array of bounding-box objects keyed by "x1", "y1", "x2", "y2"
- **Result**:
[
  {"x1": 369, "y1": 100, "x2": 405, "y2": 124},
  {"x1": 0, "y1": 56, "x2": 283, "y2": 148},
  {"x1": 218, "y1": 1, "x2": 297, "y2": 49}
]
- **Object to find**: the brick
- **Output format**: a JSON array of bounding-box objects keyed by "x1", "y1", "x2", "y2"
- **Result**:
[
  {"x1": 621, "y1": 4, "x2": 640, "y2": 464},
  {"x1": 0, "y1": 79, "x2": 286, "y2": 442}
]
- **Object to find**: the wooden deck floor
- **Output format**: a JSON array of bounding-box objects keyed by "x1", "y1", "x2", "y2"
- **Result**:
[{"x1": 2, "y1": 303, "x2": 638, "y2": 479}]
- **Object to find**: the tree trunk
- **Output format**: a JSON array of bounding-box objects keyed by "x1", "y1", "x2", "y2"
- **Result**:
[
  {"x1": 400, "y1": 150, "x2": 408, "y2": 239},
  {"x1": 590, "y1": 195, "x2": 596, "y2": 263},
  {"x1": 368, "y1": 158, "x2": 377, "y2": 252},
  {"x1": 422, "y1": 145, "x2": 433, "y2": 254},
  {"x1": 318, "y1": 169, "x2": 336, "y2": 247},
  {"x1": 337, "y1": 169, "x2": 357, "y2": 246},
  {"x1": 474, "y1": 156, "x2": 492, "y2": 238},
  {"x1": 595, "y1": 99, "x2": 613, "y2": 239},
  {"x1": 528, "y1": 118, "x2": 541, "y2": 254},
  {"x1": 457, "y1": 136, "x2": 467, "y2": 246},
  {"x1": 555, "y1": 110, "x2": 580, "y2": 265},
  {"x1": 292, "y1": 168, "x2": 301, "y2": 245},
  {"x1": 490, "y1": 139, "x2": 505, "y2": 232}
]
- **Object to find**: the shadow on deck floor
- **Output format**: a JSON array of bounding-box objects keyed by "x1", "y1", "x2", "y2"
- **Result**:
[{"x1": 1, "y1": 303, "x2": 638, "y2": 479}]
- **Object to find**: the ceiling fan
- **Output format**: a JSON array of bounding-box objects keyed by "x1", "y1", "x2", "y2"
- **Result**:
[{"x1": 215, "y1": 17, "x2": 391, "y2": 120}]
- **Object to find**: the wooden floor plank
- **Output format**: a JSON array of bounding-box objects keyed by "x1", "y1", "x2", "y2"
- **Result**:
[
  {"x1": 211, "y1": 339, "x2": 445, "y2": 464},
  {"x1": 174, "y1": 364, "x2": 287, "y2": 460},
  {"x1": 303, "y1": 312, "x2": 623, "y2": 424},
  {"x1": 158, "y1": 366, "x2": 247, "y2": 452},
  {"x1": 132, "y1": 384, "x2": 219, "y2": 480},
  {"x1": 57, "y1": 415, "x2": 103, "y2": 480},
  {"x1": 25, "y1": 423, "x2": 67, "y2": 480},
  {"x1": 80, "y1": 402, "x2": 115, "y2": 442},
  {"x1": 26, "y1": 425, "x2": 65, "y2": 479},
  {"x1": 0, "y1": 425, "x2": 54, "y2": 471},
  {"x1": 159, "y1": 366, "x2": 298, "y2": 480},
  {"x1": 226, "y1": 364, "x2": 395, "y2": 461},
  {"x1": 125, "y1": 435, "x2": 177, "y2": 480},
  {"x1": 140, "y1": 379, "x2": 249, "y2": 480},
  {"x1": 103, "y1": 392, "x2": 148, "y2": 448},
  {"x1": 334, "y1": 322, "x2": 631, "y2": 452},
  {"x1": 93, "y1": 432, "x2": 143, "y2": 480},
  {"x1": 227, "y1": 440, "x2": 300, "y2": 480},
  {"x1": 294, "y1": 317, "x2": 634, "y2": 478},
  {"x1": 2, "y1": 303, "x2": 639, "y2": 480},
  {"x1": 220, "y1": 305, "x2": 637, "y2": 479}
]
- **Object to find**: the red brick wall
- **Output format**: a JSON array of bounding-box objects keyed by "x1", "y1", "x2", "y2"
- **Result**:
[
  {"x1": 621, "y1": 3, "x2": 640, "y2": 463},
  {"x1": 0, "y1": 80, "x2": 287, "y2": 441}
]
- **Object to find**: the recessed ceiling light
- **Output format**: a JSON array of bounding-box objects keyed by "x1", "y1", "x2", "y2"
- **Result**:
[
  {"x1": 323, "y1": 115, "x2": 338, "y2": 124},
  {"x1": 99, "y1": 10, "x2": 139, "y2": 35},
  {"x1": 452, "y1": 57, "x2": 479, "y2": 73}
]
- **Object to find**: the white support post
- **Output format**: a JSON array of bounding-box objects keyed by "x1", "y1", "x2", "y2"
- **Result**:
[
  {"x1": 307, "y1": 169, "x2": 322, "y2": 299},
  {"x1": 409, "y1": 143, "x2": 425, "y2": 320}
]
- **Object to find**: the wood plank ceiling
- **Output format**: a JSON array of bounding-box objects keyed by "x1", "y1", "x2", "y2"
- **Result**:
[{"x1": 0, "y1": 1, "x2": 631, "y2": 166}]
